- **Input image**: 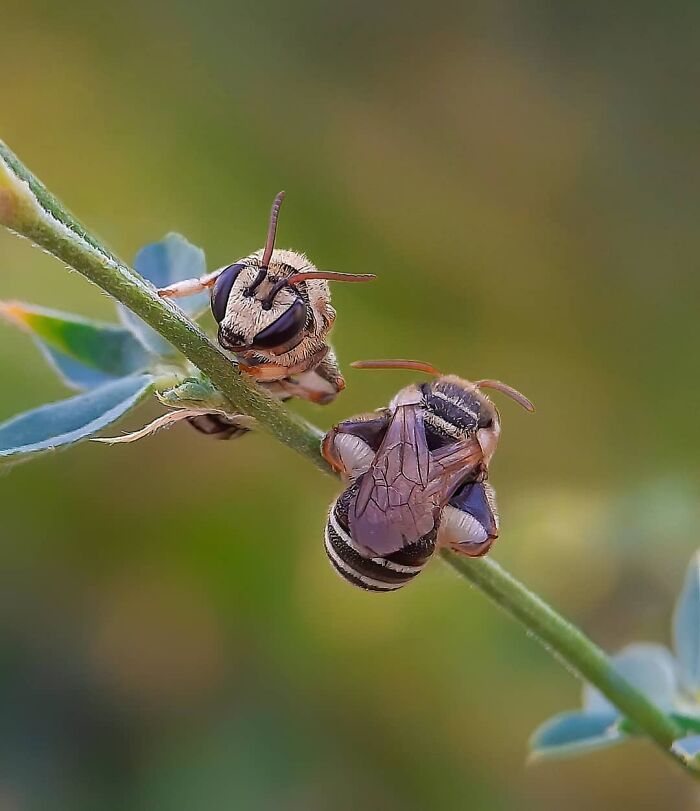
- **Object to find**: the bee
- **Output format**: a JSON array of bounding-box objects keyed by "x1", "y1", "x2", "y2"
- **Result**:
[
  {"x1": 157, "y1": 191, "x2": 374, "y2": 410},
  {"x1": 321, "y1": 359, "x2": 534, "y2": 592}
]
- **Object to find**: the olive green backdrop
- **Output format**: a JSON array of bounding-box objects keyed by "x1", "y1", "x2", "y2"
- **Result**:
[{"x1": 2, "y1": 2, "x2": 700, "y2": 808}]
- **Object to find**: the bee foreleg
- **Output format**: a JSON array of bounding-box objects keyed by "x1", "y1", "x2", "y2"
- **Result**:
[
  {"x1": 239, "y1": 347, "x2": 329, "y2": 382},
  {"x1": 157, "y1": 269, "x2": 222, "y2": 299},
  {"x1": 238, "y1": 361, "x2": 295, "y2": 382},
  {"x1": 322, "y1": 426, "x2": 348, "y2": 474},
  {"x1": 314, "y1": 348, "x2": 345, "y2": 394},
  {"x1": 283, "y1": 350, "x2": 345, "y2": 405}
]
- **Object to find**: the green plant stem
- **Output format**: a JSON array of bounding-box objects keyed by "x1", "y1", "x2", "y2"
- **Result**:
[
  {"x1": 441, "y1": 551, "x2": 683, "y2": 751},
  {"x1": 0, "y1": 140, "x2": 691, "y2": 775},
  {"x1": 0, "y1": 141, "x2": 326, "y2": 470}
]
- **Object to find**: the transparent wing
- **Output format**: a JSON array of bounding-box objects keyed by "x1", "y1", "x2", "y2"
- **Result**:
[{"x1": 349, "y1": 405, "x2": 482, "y2": 556}]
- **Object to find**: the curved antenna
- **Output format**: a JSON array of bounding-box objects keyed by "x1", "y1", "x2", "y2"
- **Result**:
[
  {"x1": 475, "y1": 379, "x2": 535, "y2": 412},
  {"x1": 261, "y1": 191, "x2": 285, "y2": 269},
  {"x1": 350, "y1": 359, "x2": 442, "y2": 377},
  {"x1": 286, "y1": 270, "x2": 376, "y2": 285},
  {"x1": 262, "y1": 270, "x2": 375, "y2": 308}
]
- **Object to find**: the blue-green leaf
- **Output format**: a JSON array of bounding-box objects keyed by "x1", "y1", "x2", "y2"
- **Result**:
[
  {"x1": 39, "y1": 350, "x2": 116, "y2": 389},
  {"x1": 671, "y1": 735, "x2": 700, "y2": 766},
  {"x1": 119, "y1": 233, "x2": 209, "y2": 354},
  {"x1": 583, "y1": 644, "x2": 678, "y2": 714},
  {"x1": 674, "y1": 551, "x2": 700, "y2": 695},
  {"x1": 529, "y1": 711, "x2": 623, "y2": 760},
  {"x1": 0, "y1": 301, "x2": 152, "y2": 389},
  {"x1": 0, "y1": 375, "x2": 153, "y2": 464}
]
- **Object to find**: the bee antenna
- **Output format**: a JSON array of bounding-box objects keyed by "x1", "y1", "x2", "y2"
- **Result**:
[
  {"x1": 286, "y1": 270, "x2": 376, "y2": 285},
  {"x1": 261, "y1": 191, "x2": 285, "y2": 269},
  {"x1": 262, "y1": 270, "x2": 375, "y2": 309},
  {"x1": 475, "y1": 379, "x2": 535, "y2": 412},
  {"x1": 350, "y1": 359, "x2": 442, "y2": 377}
]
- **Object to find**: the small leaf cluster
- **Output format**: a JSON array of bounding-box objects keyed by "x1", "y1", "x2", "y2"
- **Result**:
[
  {"x1": 0, "y1": 234, "x2": 217, "y2": 466},
  {"x1": 530, "y1": 550, "x2": 700, "y2": 766}
]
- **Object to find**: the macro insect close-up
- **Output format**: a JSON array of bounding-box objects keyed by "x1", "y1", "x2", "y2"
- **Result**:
[
  {"x1": 322, "y1": 359, "x2": 534, "y2": 591},
  {"x1": 159, "y1": 191, "x2": 374, "y2": 408},
  {"x1": 2, "y1": 4, "x2": 700, "y2": 810}
]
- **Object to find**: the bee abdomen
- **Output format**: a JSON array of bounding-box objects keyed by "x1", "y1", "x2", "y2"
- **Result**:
[
  {"x1": 324, "y1": 486, "x2": 435, "y2": 592},
  {"x1": 186, "y1": 414, "x2": 249, "y2": 440}
]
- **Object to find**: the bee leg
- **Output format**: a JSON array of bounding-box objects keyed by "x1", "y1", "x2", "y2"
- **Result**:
[
  {"x1": 237, "y1": 361, "x2": 296, "y2": 382},
  {"x1": 322, "y1": 426, "x2": 349, "y2": 474},
  {"x1": 439, "y1": 482, "x2": 500, "y2": 557},
  {"x1": 238, "y1": 347, "x2": 330, "y2": 382},
  {"x1": 157, "y1": 269, "x2": 222, "y2": 299},
  {"x1": 282, "y1": 350, "x2": 345, "y2": 405},
  {"x1": 313, "y1": 348, "x2": 345, "y2": 398},
  {"x1": 322, "y1": 411, "x2": 392, "y2": 478}
]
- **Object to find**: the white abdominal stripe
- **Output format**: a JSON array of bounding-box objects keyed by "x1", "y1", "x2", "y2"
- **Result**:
[{"x1": 324, "y1": 492, "x2": 434, "y2": 592}]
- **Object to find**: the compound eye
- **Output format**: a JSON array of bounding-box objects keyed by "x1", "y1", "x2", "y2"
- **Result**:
[
  {"x1": 477, "y1": 400, "x2": 496, "y2": 430},
  {"x1": 211, "y1": 263, "x2": 245, "y2": 323},
  {"x1": 252, "y1": 299, "x2": 307, "y2": 350}
]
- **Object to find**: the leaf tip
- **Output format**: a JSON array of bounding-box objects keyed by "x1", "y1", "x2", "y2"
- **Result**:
[
  {"x1": 0, "y1": 300, "x2": 31, "y2": 329},
  {"x1": 671, "y1": 734, "x2": 700, "y2": 767}
]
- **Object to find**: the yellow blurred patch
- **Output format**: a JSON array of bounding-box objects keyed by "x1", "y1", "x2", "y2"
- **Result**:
[
  {"x1": 0, "y1": 188, "x2": 15, "y2": 227},
  {"x1": 0, "y1": 154, "x2": 48, "y2": 233},
  {"x1": 0, "y1": 300, "x2": 32, "y2": 328},
  {"x1": 506, "y1": 487, "x2": 618, "y2": 616},
  {"x1": 0, "y1": 158, "x2": 23, "y2": 229},
  {"x1": 88, "y1": 567, "x2": 227, "y2": 710}
]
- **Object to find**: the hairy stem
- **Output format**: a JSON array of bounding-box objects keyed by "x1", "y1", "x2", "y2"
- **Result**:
[
  {"x1": 0, "y1": 141, "x2": 325, "y2": 470},
  {"x1": 441, "y1": 551, "x2": 684, "y2": 755},
  {"x1": 0, "y1": 140, "x2": 689, "y2": 774}
]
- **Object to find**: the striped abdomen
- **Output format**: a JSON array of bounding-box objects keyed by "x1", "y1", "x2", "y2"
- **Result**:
[
  {"x1": 187, "y1": 413, "x2": 249, "y2": 440},
  {"x1": 187, "y1": 383, "x2": 295, "y2": 440},
  {"x1": 324, "y1": 483, "x2": 437, "y2": 592}
]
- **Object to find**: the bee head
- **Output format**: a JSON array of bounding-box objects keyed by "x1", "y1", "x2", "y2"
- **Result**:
[
  {"x1": 427, "y1": 375, "x2": 503, "y2": 462},
  {"x1": 213, "y1": 253, "x2": 312, "y2": 356},
  {"x1": 350, "y1": 359, "x2": 534, "y2": 462},
  {"x1": 211, "y1": 192, "x2": 374, "y2": 357}
]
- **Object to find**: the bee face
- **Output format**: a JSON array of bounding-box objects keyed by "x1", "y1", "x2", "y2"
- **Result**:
[
  {"x1": 157, "y1": 191, "x2": 373, "y2": 408},
  {"x1": 212, "y1": 250, "x2": 319, "y2": 356}
]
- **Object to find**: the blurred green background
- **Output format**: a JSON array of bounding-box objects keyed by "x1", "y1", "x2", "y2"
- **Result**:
[{"x1": 2, "y1": 1, "x2": 700, "y2": 808}]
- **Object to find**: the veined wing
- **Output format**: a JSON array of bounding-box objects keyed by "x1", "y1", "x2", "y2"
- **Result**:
[
  {"x1": 349, "y1": 404, "x2": 481, "y2": 556},
  {"x1": 427, "y1": 437, "x2": 484, "y2": 503}
]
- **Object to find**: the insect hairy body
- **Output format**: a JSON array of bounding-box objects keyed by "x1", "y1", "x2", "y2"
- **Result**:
[
  {"x1": 156, "y1": 192, "x2": 375, "y2": 436},
  {"x1": 322, "y1": 361, "x2": 534, "y2": 592}
]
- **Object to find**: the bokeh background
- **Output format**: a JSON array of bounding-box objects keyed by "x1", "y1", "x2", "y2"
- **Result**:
[{"x1": 2, "y1": 2, "x2": 700, "y2": 808}]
